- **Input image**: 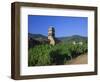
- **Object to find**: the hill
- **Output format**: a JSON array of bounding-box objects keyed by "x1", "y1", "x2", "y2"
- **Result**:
[
  {"x1": 28, "y1": 33, "x2": 48, "y2": 48},
  {"x1": 28, "y1": 33, "x2": 87, "y2": 48},
  {"x1": 58, "y1": 35, "x2": 87, "y2": 43},
  {"x1": 28, "y1": 33, "x2": 47, "y2": 40}
]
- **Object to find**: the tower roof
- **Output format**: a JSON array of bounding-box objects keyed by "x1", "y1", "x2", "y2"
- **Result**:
[{"x1": 48, "y1": 26, "x2": 55, "y2": 31}]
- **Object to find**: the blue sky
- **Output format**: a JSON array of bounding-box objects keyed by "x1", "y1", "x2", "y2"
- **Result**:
[{"x1": 28, "y1": 15, "x2": 88, "y2": 37}]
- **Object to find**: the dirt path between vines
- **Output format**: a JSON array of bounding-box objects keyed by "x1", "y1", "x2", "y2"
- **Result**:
[{"x1": 66, "y1": 54, "x2": 88, "y2": 65}]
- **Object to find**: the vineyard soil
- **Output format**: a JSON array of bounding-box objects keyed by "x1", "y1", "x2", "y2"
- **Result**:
[{"x1": 66, "y1": 54, "x2": 88, "y2": 64}]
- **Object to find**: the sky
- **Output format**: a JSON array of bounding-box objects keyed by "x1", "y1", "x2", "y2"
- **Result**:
[{"x1": 28, "y1": 15, "x2": 88, "y2": 37}]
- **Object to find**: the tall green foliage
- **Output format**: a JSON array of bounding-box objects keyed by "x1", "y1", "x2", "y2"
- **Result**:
[{"x1": 28, "y1": 42, "x2": 87, "y2": 66}]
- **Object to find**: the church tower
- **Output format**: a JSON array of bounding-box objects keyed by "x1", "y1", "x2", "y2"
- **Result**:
[{"x1": 48, "y1": 26, "x2": 55, "y2": 45}]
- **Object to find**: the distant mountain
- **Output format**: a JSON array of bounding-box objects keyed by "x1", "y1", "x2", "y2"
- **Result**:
[
  {"x1": 58, "y1": 35, "x2": 87, "y2": 43},
  {"x1": 28, "y1": 33, "x2": 47, "y2": 40},
  {"x1": 28, "y1": 33, "x2": 87, "y2": 48},
  {"x1": 28, "y1": 33, "x2": 48, "y2": 48}
]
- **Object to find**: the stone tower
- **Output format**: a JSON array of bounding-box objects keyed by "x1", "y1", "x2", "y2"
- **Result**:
[{"x1": 48, "y1": 26, "x2": 55, "y2": 45}]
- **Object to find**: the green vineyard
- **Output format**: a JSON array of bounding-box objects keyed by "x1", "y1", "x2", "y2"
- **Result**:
[{"x1": 28, "y1": 42, "x2": 87, "y2": 66}]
